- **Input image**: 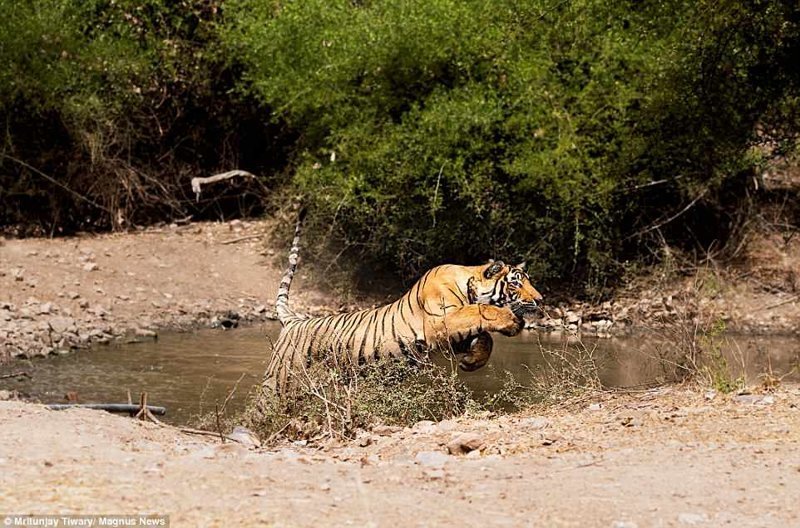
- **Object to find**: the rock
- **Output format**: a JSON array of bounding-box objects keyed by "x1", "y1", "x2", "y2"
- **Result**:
[
  {"x1": 612, "y1": 522, "x2": 638, "y2": 528},
  {"x1": 422, "y1": 468, "x2": 446, "y2": 480},
  {"x1": 522, "y1": 417, "x2": 549, "y2": 429},
  {"x1": 0, "y1": 390, "x2": 23, "y2": 401},
  {"x1": 541, "y1": 434, "x2": 563, "y2": 446},
  {"x1": 413, "y1": 420, "x2": 436, "y2": 431},
  {"x1": 730, "y1": 393, "x2": 766, "y2": 405},
  {"x1": 48, "y1": 316, "x2": 77, "y2": 334},
  {"x1": 212, "y1": 311, "x2": 240, "y2": 329},
  {"x1": 11, "y1": 268, "x2": 24, "y2": 281},
  {"x1": 436, "y1": 420, "x2": 458, "y2": 432},
  {"x1": 38, "y1": 302, "x2": 54, "y2": 315},
  {"x1": 758, "y1": 395, "x2": 776, "y2": 406},
  {"x1": 446, "y1": 433, "x2": 486, "y2": 455},
  {"x1": 228, "y1": 426, "x2": 261, "y2": 448},
  {"x1": 465, "y1": 449, "x2": 482, "y2": 460},
  {"x1": 83, "y1": 262, "x2": 99, "y2": 272},
  {"x1": 565, "y1": 311, "x2": 580, "y2": 324},
  {"x1": 414, "y1": 451, "x2": 450, "y2": 468},
  {"x1": 372, "y1": 424, "x2": 402, "y2": 436},
  {"x1": 135, "y1": 328, "x2": 158, "y2": 339},
  {"x1": 677, "y1": 512, "x2": 708, "y2": 525}
]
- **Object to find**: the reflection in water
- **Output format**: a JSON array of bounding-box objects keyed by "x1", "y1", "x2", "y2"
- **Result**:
[{"x1": 1, "y1": 321, "x2": 797, "y2": 424}]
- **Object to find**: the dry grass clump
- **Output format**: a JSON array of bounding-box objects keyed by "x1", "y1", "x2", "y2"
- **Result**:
[
  {"x1": 235, "y1": 355, "x2": 474, "y2": 443},
  {"x1": 484, "y1": 336, "x2": 603, "y2": 411}
]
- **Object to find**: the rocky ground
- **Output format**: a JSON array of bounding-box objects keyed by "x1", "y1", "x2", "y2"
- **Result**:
[
  {"x1": 0, "y1": 219, "x2": 341, "y2": 361},
  {"x1": 1, "y1": 386, "x2": 798, "y2": 526}
]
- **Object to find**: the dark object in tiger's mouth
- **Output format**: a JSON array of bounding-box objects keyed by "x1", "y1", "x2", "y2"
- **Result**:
[{"x1": 510, "y1": 300, "x2": 539, "y2": 318}]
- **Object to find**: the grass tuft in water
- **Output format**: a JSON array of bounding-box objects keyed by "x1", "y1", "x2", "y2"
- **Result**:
[{"x1": 233, "y1": 356, "x2": 474, "y2": 443}]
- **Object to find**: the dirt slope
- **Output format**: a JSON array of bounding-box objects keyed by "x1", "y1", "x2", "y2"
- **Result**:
[
  {"x1": 0, "y1": 220, "x2": 338, "y2": 360},
  {"x1": 2, "y1": 388, "x2": 798, "y2": 527}
]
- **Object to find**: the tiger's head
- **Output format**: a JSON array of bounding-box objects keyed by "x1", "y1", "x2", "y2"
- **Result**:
[{"x1": 467, "y1": 261, "x2": 544, "y2": 315}]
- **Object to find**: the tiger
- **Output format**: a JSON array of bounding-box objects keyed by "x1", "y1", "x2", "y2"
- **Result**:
[{"x1": 264, "y1": 217, "x2": 544, "y2": 394}]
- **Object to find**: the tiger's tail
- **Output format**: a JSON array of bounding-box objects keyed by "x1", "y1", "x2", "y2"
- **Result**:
[{"x1": 275, "y1": 211, "x2": 306, "y2": 325}]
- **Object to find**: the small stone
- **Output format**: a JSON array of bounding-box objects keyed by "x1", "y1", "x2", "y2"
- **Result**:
[
  {"x1": 677, "y1": 513, "x2": 708, "y2": 525},
  {"x1": 522, "y1": 417, "x2": 549, "y2": 429},
  {"x1": 446, "y1": 433, "x2": 486, "y2": 455},
  {"x1": 228, "y1": 426, "x2": 261, "y2": 448},
  {"x1": 541, "y1": 434, "x2": 562, "y2": 446},
  {"x1": 12, "y1": 268, "x2": 25, "y2": 281},
  {"x1": 612, "y1": 522, "x2": 638, "y2": 528},
  {"x1": 48, "y1": 317, "x2": 76, "y2": 334},
  {"x1": 588, "y1": 403, "x2": 603, "y2": 411},
  {"x1": 733, "y1": 394, "x2": 762, "y2": 405},
  {"x1": 413, "y1": 420, "x2": 436, "y2": 433},
  {"x1": 465, "y1": 449, "x2": 482, "y2": 460},
  {"x1": 83, "y1": 262, "x2": 99, "y2": 272},
  {"x1": 414, "y1": 451, "x2": 450, "y2": 468},
  {"x1": 38, "y1": 302, "x2": 54, "y2": 315},
  {"x1": 756, "y1": 395, "x2": 775, "y2": 406},
  {"x1": 134, "y1": 328, "x2": 157, "y2": 339},
  {"x1": 423, "y1": 468, "x2": 446, "y2": 480},
  {"x1": 436, "y1": 420, "x2": 458, "y2": 432},
  {"x1": 372, "y1": 424, "x2": 402, "y2": 436}
]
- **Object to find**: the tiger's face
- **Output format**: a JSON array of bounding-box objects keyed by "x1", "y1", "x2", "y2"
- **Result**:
[{"x1": 468, "y1": 261, "x2": 543, "y2": 313}]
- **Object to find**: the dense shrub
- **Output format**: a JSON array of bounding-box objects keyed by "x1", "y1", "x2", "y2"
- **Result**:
[
  {"x1": 224, "y1": 0, "x2": 800, "y2": 291},
  {"x1": 0, "y1": 0, "x2": 281, "y2": 233},
  {"x1": 1, "y1": 0, "x2": 798, "y2": 292}
]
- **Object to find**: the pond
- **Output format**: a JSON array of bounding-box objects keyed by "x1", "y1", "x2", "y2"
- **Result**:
[{"x1": 1, "y1": 321, "x2": 797, "y2": 424}]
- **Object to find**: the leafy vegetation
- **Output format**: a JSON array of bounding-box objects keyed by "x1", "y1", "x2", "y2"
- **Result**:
[{"x1": 2, "y1": 0, "x2": 799, "y2": 291}]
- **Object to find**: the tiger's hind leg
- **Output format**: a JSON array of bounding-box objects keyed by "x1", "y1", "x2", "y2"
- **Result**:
[{"x1": 457, "y1": 332, "x2": 494, "y2": 372}]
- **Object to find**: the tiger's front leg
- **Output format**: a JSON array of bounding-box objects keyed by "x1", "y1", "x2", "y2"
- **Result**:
[{"x1": 439, "y1": 303, "x2": 524, "y2": 339}]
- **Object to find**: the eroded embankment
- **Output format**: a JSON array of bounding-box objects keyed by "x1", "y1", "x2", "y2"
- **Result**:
[
  {"x1": 1, "y1": 387, "x2": 798, "y2": 526},
  {"x1": 0, "y1": 219, "x2": 340, "y2": 361}
]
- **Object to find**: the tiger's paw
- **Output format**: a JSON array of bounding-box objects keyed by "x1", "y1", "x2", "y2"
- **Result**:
[
  {"x1": 496, "y1": 310, "x2": 524, "y2": 336},
  {"x1": 459, "y1": 354, "x2": 489, "y2": 371}
]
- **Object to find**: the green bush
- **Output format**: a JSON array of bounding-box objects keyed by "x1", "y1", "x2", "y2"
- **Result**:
[
  {"x1": 224, "y1": 0, "x2": 800, "y2": 290},
  {"x1": 1, "y1": 0, "x2": 798, "y2": 293},
  {"x1": 0, "y1": 0, "x2": 274, "y2": 232}
]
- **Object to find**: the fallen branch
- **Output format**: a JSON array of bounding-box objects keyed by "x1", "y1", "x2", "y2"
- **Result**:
[
  {"x1": 220, "y1": 233, "x2": 263, "y2": 245},
  {"x1": 0, "y1": 371, "x2": 31, "y2": 380},
  {"x1": 190, "y1": 170, "x2": 255, "y2": 202},
  {"x1": 134, "y1": 392, "x2": 164, "y2": 424},
  {"x1": 763, "y1": 294, "x2": 800, "y2": 311},
  {"x1": 178, "y1": 426, "x2": 249, "y2": 444},
  {"x1": 46, "y1": 403, "x2": 167, "y2": 415},
  {"x1": 629, "y1": 189, "x2": 709, "y2": 239}
]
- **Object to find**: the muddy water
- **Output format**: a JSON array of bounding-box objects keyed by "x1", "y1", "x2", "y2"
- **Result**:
[{"x1": 1, "y1": 321, "x2": 798, "y2": 424}]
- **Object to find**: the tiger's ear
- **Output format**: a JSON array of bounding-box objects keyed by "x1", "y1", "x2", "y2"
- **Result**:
[
  {"x1": 483, "y1": 260, "x2": 505, "y2": 278},
  {"x1": 516, "y1": 261, "x2": 527, "y2": 271}
]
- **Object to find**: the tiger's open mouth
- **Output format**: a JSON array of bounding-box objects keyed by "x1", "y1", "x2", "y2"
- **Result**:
[{"x1": 509, "y1": 300, "x2": 539, "y2": 318}]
